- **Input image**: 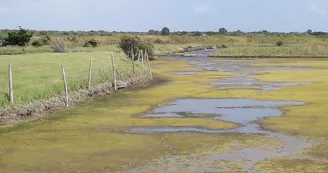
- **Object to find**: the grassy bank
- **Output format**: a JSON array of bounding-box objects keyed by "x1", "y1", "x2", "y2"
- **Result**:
[
  {"x1": 211, "y1": 44, "x2": 328, "y2": 57},
  {"x1": 0, "y1": 51, "x2": 146, "y2": 107}
]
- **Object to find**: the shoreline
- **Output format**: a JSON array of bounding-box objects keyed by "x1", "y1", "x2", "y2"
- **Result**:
[{"x1": 0, "y1": 74, "x2": 153, "y2": 128}]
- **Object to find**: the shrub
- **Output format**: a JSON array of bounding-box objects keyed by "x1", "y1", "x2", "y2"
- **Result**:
[
  {"x1": 119, "y1": 35, "x2": 154, "y2": 60},
  {"x1": 31, "y1": 40, "x2": 43, "y2": 47},
  {"x1": 221, "y1": 44, "x2": 229, "y2": 48},
  {"x1": 84, "y1": 39, "x2": 99, "y2": 47},
  {"x1": 154, "y1": 38, "x2": 170, "y2": 44},
  {"x1": 51, "y1": 39, "x2": 70, "y2": 52},
  {"x1": 4, "y1": 26, "x2": 34, "y2": 46},
  {"x1": 40, "y1": 35, "x2": 51, "y2": 45},
  {"x1": 31, "y1": 36, "x2": 51, "y2": 47},
  {"x1": 276, "y1": 40, "x2": 284, "y2": 46}
]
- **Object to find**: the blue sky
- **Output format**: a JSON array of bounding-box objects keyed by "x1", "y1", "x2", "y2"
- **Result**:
[{"x1": 0, "y1": 0, "x2": 327, "y2": 32}]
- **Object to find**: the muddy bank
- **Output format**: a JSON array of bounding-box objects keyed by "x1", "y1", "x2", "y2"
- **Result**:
[{"x1": 0, "y1": 74, "x2": 153, "y2": 128}]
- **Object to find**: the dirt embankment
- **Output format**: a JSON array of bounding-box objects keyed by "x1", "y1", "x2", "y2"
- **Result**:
[{"x1": 0, "y1": 74, "x2": 153, "y2": 128}]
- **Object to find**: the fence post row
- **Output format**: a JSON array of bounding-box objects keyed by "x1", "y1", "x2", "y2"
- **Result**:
[
  {"x1": 111, "y1": 54, "x2": 117, "y2": 90},
  {"x1": 61, "y1": 64, "x2": 69, "y2": 107},
  {"x1": 88, "y1": 57, "x2": 93, "y2": 90},
  {"x1": 8, "y1": 63, "x2": 14, "y2": 104}
]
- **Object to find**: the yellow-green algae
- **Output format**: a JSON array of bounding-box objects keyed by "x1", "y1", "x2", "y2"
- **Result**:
[
  {"x1": 255, "y1": 158, "x2": 328, "y2": 173},
  {"x1": 1, "y1": 57, "x2": 328, "y2": 172}
]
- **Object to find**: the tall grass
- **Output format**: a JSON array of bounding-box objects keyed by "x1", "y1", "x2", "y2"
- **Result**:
[
  {"x1": 2, "y1": 35, "x2": 328, "y2": 55},
  {"x1": 0, "y1": 46, "x2": 52, "y2": 55},
  {"x1": 0, "y1": 51, "x2": 143, "y2": 106},
  {"x1": 211, "y1": 44, "x2": 328, "y2": 56}
]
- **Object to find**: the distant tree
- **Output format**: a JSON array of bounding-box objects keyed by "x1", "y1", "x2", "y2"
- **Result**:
[
  {"x1": 218, "y1": 28, "x2": 228, "y2": 35},
  {"x1": 154, "y1": 30, "x2": 161, "y2": 35},
  {"x1": 181, "y1": 31, "x2": 188, "y2": 35},
  {"x1": 39, "y1": 31, "x2": 48, "y2": 36},
  {"x1": 161, "y1": 27, "x2": 170, "y2": 36},
  {"x1": 148, "y1": 29, "x2": 156, "y2": 35},
  {"x1": 307, "y1": 29, "x2": 312, "y2": 35},
  {"x1": 4, "y1": 26, "x2": 34, "y2": 46},
  {"x1": 194, "y1": 31, "x2": 202, "y2": 36},
  {"x1": 231, "y1": 30, "x2": 244, "y2": 36}
]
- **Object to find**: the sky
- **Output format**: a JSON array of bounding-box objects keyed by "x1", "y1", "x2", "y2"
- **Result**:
[{"x1": 0, "y1": 0, "x2": 327, "y2": 32}]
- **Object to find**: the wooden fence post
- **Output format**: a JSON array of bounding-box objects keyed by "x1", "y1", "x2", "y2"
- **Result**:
[
  {"x1": 61, "y1": 64, "x2": 69, "y2": 107},
  {"x1": 88, "y1": 57, "x2": 93, "y2": 90},
  {"x1": 111, "y1": 55, "x2": 117, "y2": 90},
  {"x1": 131, "y1": 48, "x2": 135, "y2": 74},
  {"x1": 146, "y1": 52, "x2": 153, "y2": 79},
  {"x1": 141, "y1": 50, "x2": 145, "y2": 72},
  {"x1": 8, "y1": 63, "x2": 13, "y2": 104},
  {"x1": 137, "y1": 50, "x2": 141, "y2": 61}
]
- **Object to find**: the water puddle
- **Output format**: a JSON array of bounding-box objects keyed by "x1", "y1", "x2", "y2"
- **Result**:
[
  {"x1": 169, "y1": 71, "x2": 198, "y2": 75},
  {"x1": 133, "y1": 99, "x2": 303, "y2": 132},
  {"x1": 211, "y1": 77, "x2": 311, "y2": 90},
  {"x1": 185, "y1": 48, "x2": 220, "y2": 57},
  {"x1": 130, "y1": 99, "x2": 315, "y2": 172},
  {"x1": 142, "y1": 99, "x2": 303, "y2": 124}
]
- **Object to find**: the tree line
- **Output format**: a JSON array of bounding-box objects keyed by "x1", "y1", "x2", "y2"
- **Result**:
[{"x1": 1, "y1": 26, "x2": 327, "y2": 39}]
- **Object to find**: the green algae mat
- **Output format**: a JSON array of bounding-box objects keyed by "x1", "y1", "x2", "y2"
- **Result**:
[{"x1": 1, "y1": 56, "x2": 328, "y2": 173}]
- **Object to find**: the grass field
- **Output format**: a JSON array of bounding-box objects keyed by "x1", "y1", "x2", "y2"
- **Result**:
[{"x1": 0, "y1": 50, "x2": 145, "y2": 106}]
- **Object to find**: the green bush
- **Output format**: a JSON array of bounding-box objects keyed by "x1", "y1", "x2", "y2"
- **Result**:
[
  {"x1": 31, "y1": 40, "x2": 43, "y2": 47},
  {"x1": 40, "y1": 35, "x2": 51, "y2": 45},
  {"x1": 119, "y1": 35, "x2": 154, "y2": 60},
  {"x1": 276, "y1": 40, "x2": 284, "y2": 46},
  {"x1": 84, "y1": 39, "x2": 99, "y2": 47},
  {"x1": 4, "y1": 26, "x2": 33, "y2": 46}
]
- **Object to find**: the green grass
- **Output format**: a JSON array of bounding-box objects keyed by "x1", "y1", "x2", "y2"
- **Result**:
[
  {"x1": 0, "y1": 46, "x2": 52, "y2": 55},
  {"x1": 211, "y1": 44, "x2": 328, "y2": 56},
  {"x1": 0, "y1": 51, "x2": 144, "y2": 106}
]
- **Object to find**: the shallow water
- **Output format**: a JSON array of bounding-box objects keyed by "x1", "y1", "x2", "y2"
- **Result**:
[
  {"x1": 211, "y1": 77, "x2": 312, "y2": 90},
  {"x1": 185, "y1": 49, "x2": 220, "y2": 57},
  {"x1": 146, "y1": 99, "x2": 303, "y2": 124},
  {"x1": 169, "y1": 71, "x2": 198, "y2": 75},
  {"x1": 130, "y1": 98, "x2": 313, "y2": 173},
  {"x1": 129, "y1": 51, "x2": 320, "y2": 172}
]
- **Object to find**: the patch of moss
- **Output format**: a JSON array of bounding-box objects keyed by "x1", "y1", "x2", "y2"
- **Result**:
[{"x1": 255, "y1": 158, "x2": 328, "y2": 173}]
